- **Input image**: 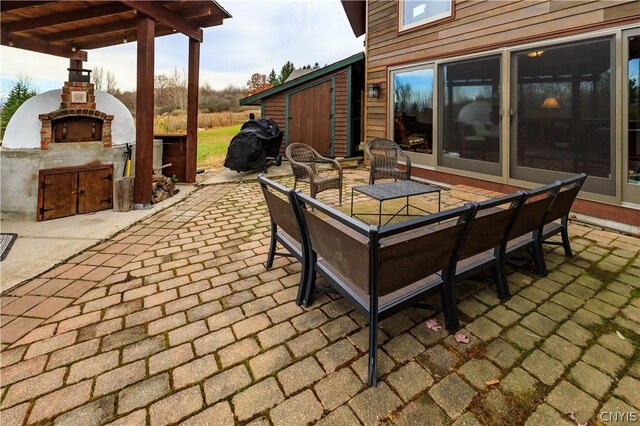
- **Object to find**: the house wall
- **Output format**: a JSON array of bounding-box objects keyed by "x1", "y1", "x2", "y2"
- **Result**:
[
  {"x1": 363, "y1": 0, "x2": 640, "y2": 227},
  {"x1": 261, "y1": 68, "x2": 352, "y2": 157}
]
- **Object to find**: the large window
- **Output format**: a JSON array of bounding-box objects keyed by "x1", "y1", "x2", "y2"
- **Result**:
[
  {"x1": 511, "y1": 38, "x2": 614, "y2": 194},
  {"x1": 400, "y1": 0, "x2": 452, "y2": 31},
  {"x1": 439, "y1": 55, "x2": 502, "y2": 175},
  {"x1": 390, "y1": 66, "x2": 434, "y2": 155},
  {"x1": 627, "y1": 35, "x2": 640, "y2": 186}
]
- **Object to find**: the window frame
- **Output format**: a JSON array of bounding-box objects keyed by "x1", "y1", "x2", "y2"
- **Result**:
[
  {"x1": 398, "y1": 0, "x2": 453, "y2": 33},
  {"x1": 388, "y1": 62, "x2": 437, "y2": 167},
  {"x1": 437, "y1": 54, "x2": 503, "y2": 177}
]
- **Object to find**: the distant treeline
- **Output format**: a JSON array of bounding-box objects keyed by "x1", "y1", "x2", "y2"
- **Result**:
[{"x1": 92, "y1": 67, "x2": 249, "y2": 116}]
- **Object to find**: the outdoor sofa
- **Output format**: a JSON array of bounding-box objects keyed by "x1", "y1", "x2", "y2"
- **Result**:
[{"x1": 259, "y1": 173, "x2": 587, "y2": 386}]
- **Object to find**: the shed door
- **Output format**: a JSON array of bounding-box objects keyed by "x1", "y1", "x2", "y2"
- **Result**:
[
  {"x1": 40, "y1": 172, "x2": 78, "y2": 221},
  {"x1": 78, "y1": 169, "x2": 113, "y2": 214},
  {"x1": 288, "y1": 80, "x2": 333, "y2": 155}
]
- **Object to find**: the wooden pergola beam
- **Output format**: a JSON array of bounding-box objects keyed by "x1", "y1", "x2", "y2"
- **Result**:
[
  {"x1": 46, "y1": 17, "x2": 138, "y2": 43},
  {"x1": 3, "y1": 3, "x2": 131, "y2": 33},
  {"x1": 0, "y1": 31, "x2": 87, "y2": 60},
  {"x1": 0, "y1": 1, "x2": 54, "y2": 12},
  {"x1": 120, "y1": 1, "x2": 203, "y2": 42}
]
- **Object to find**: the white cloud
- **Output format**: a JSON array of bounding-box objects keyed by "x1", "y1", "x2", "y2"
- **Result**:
[{"x1": 0, "y1": 0, "x2": 363, "y2": 94}]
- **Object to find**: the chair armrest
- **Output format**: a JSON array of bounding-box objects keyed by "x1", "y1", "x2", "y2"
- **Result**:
[
  {"x1": 289, "y1": 157, "x2": 315, "y2": 177},
  {"x1": 401, "y1": 152, "x2": 411, "y2": 178}
]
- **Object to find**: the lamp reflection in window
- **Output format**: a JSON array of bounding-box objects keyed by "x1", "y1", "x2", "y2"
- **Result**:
[{"x1": 541, "y1": 97, "x2": 561, "y2": 109}]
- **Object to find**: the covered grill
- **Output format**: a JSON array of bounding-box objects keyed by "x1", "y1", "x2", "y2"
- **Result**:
[{"x1": 224, "y1": 118, "x2": 283, "y2": 173}]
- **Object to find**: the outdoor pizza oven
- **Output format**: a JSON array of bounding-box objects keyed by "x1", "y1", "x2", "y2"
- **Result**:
[{"x1": 0, "y1": 68, "x2": 165, "y2": 221}]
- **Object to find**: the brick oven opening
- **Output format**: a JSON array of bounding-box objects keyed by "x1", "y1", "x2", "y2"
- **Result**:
[{"x1": 52, "y1": 116, "x2": 103, "y2": 142}]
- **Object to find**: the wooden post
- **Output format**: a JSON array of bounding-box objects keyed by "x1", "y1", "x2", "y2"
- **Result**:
[
  {"x1": 134, "y1": 15, "x2": 154, "y2": 206},
  {"x1": 114, "y1": 177, "x2": 135, "y2": 212},
  {"x1": 185, "y1": 37, "x2": 200, "y2": 183}
]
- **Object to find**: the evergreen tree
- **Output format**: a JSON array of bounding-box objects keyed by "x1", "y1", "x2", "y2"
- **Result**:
[
  {"x1": 267, "y1": 69, "x2": 278, "y2": 86},
  {"x1": 1, "y1": 78, "x2": 36, "y2": 135},
  {"x1": 277, "y1": 61, "x2": 295, "y2": 84}
]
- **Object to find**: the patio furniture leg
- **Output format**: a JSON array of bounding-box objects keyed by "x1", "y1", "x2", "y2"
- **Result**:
[
  {"x1": 532, "y1": 232, "x2": 549, "y2": 276},
  {"x1": 368, "y1": 314, "x2": 378, "y2": 387},
  {"x1": 295, "y1": 256, "x2": 308, "y2": 306},
  {"x1": 302, "y1": 252, "x2": 318, "y2": 307},
  {"x1": 441, "y1": 273, "x2": 460, "y2": 331},
  {"x1": 560, "y1": 216, "x2": 573, "y2": 257},
  {"x1": 266, "y1": 220, "x2": 277, "y2": 269},
  {"x1": 495, "y1": 248, "x2": 511, "y2": 300},
  {"x1": 350, "y1": 190, "x2": 354, "y2": 217}
]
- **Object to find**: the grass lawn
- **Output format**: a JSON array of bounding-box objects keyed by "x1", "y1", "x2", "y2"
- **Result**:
[{"x1": 197, "y1": 124, "x2": 241, "y2": 169}]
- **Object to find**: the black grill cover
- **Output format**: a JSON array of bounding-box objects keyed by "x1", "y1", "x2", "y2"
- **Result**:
[{"x1": 223, "y1": 118, "x2": 283, "y2": 172}]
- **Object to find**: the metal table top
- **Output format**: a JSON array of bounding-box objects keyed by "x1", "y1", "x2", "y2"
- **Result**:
[{"x1": 352, "y1": 180, "x2": 440, "y2": 202}]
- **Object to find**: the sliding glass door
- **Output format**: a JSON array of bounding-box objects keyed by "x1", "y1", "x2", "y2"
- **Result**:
[
  {"x1": 439, "y1": 55, "x2": 502, "y2": 176},
  {"x1": 623, "y1": 28, "x2": 640, "y2": 204},
  {"x1": 510, "y1": 37, "x2": 615, "y2": 195}
]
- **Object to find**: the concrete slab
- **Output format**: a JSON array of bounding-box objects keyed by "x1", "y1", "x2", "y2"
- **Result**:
[
  {"x1": 201, "y1": 164, "x2": 293, "y2": 185},
  {"x1": 0, "y1": 184, "x2": 197, "y2": 293}
]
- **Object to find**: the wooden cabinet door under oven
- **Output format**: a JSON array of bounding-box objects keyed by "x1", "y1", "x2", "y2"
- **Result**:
[{"x1": 38, "y1": 165, "x2": 113, "y2": 221}]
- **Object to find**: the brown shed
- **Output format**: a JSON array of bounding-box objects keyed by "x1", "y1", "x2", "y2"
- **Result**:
[{"x1": 240, "y1": 53, "x2": 365, "y2": 158}]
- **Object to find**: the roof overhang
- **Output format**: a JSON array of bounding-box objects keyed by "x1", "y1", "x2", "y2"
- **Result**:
[
  {"x1": 0, "y1": 1, "x2": 231, "y2": 59},
  {"x1": 340, "y1": 0, "x2": 366, "y2": 38},
  {"x1": 239, "y1": 52, "x2": 365, "y2": 106}
]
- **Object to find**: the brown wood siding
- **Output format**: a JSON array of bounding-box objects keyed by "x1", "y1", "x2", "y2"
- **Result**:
[
  {"x1": 263, "y1": 93, "x2": 286, "y2": 131},
  {"x1": 260, "y1": 69, "x2": 351, "y2": 157},
  {"x1": 364, "y1": 0, "x2": 640, "y2": 142},
  {"x1": 334, "y1": 69, "x2": 348, "y2": 157}
]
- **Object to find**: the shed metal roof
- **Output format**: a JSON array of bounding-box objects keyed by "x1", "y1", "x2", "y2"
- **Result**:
[{"x1": 240, "y1": 52, "x2": 364, "y2": 106}]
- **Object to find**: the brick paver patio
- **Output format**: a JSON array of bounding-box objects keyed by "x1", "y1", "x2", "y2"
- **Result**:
[{"x1": 1, "y1": 169, "x2": 639, "y2": 425}]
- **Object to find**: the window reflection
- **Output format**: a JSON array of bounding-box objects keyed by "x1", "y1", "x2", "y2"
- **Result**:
[
  {"x1": 402, "y1": 0, "x2": 451, "y2": 28},
  {"x1": 515, "y1": 38, "x2": 613, "y2": 179},
  {"x1": 391, "y1": 68, "x2": 434, "y2": 154},
  {"x1": 440, "y1": 56, "x2": 501, "y2": 163},
  {"x1": 628, "y1": 36, "x2": 640, "y2": 184}
]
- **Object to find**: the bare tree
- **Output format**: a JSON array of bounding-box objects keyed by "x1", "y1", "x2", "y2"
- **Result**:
[
  {"x1": 105, "y1": 70, "x2": 119, "y2": 95},
  {"x1": 92, "y1": 67, "x2": 104, "y2": 91}
]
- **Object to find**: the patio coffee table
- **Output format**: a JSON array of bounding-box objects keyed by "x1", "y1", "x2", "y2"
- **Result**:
[{"x1": 350, "y1": 180, "x2": 441, "y2": 226}]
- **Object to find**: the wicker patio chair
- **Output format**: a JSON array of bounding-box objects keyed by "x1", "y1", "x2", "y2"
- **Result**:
[
  {"x1": 365, "y1": 138, "x2": 411, "y2": 185},
  {"x1": 285, "y1": 143, "x2": 343, "y2": 205}
]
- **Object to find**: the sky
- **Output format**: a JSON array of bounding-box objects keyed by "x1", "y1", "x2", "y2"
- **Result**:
[{"x1": 0, "y1": 0, "x2": 364, "y2": 97}]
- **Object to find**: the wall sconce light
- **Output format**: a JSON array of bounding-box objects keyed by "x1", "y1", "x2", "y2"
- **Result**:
[
  {"x1": 8, "y1": 38, "x2": 14, "y2": 47},
  {"x1": 541, "y1": 97, "x2": 561, "y2": 109},
  {"x1": 123, "y1": 34, "x2": 128, "y2": 44},
  {"x1": 527, "y1": 50, "x2": 544, "y2": 58},
  {"x1": 71, "y1": 45, "x2": 77, "y2": 52},
  {"x1": 367, "y1": 83, "x2": 380, "y2": 99}
]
